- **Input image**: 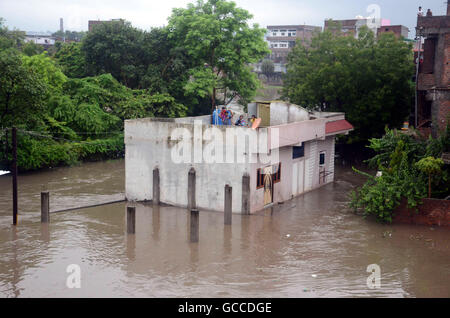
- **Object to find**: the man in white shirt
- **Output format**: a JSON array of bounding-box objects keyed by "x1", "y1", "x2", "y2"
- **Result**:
[{"x1": 418, "y1": 6, "x2": 424, "y2": 17}]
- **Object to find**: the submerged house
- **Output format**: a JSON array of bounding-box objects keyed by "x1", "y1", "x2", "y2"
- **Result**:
[{"x1": 125, "y1": 101, "x2": 353, "y2": 214}]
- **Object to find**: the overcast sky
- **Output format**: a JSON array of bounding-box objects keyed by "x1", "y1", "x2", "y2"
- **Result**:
[{"x1": 0, "y1": 0, "x2": 447, "y2": 38}]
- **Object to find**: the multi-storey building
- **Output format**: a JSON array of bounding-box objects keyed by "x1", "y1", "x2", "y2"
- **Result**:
[
  {"x1": 324, "y1": 18, "x2": 409, "y2": 39},
  {"x1": 415, "y1": 2, "x2": 450, "y2": 137},
  {"x1": 265, "y1": 25, "x2": 322, "y2": 64}
]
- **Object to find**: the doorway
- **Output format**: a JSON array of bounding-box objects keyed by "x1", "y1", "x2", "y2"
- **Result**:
[{"x1": 263, "y1": 166, "x2": 273, "y2": 206}]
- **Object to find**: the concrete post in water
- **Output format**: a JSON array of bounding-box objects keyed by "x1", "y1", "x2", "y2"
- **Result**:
[
  {"x1": 242, "y1": 174, "x2": 250, "y2": 215},
  {"x1": 127, "y1": 206, "x2": 136, "y2": 234},
  {"x1": 188, "y1": 167, "x2": 196, "y2": 210},
  {"x1": 41, "y1": 191, "x2": 50, "y2": 223},
  {"x1": 153, "y1": 168, "x2": 160, "y2": 205},
  {"x1": 224, "y1": 185, "x2": 232, "y2": 225},
  {"x1": 190, "y1": 209, "x2": 199, "y2": 243}
]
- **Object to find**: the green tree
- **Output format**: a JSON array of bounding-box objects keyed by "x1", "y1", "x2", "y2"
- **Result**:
[
  {"x1": 22, "y1": 52, "x2": 67, "y2": 93},
  {"x1": 261, "y1": 59, "x2": 275, "y2": 78},
  {"x1": 350, "y1": 128, "x2": 449, "y2": 223},
  {"x1": 21, "y1": 41, "x2": 44, "y2": 56},
  {"x1": 82, "y1": 20, "x2": 147, "y2": 88},
  {"x1": 0, "y1": 17, "x2": 25, "y2": 50},
  {"x1": 416, "y1": 157, "x2": 444, "y2": 198},
  {"x1": 54, "y1": 42, "x2": 87, "y2": 78},
  {"x1": 0, "y1": 48, "x2": 47, "y2": 129},
  {"x1": 52, "y1": 30, "x2": 86, "y2": 42},
  {"x1": 167, "y1": 0, "x2": 270, "y2": 109},
  {"x1": 283, "y1": 26, "x2": 415, "y2": 144}
]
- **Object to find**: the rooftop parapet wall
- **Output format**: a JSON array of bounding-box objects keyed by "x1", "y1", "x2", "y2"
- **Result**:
[
  {"x1": 268, "y1": 118, "x2": 327, "y2": 149},
  {"x1": 417, "y1": 16, "x2": 450, "y2": 35}
]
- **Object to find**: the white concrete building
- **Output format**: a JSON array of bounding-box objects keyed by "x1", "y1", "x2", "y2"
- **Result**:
[
  {"x1": 24, "y1": 34, "x2": 55, "y2": 46},
  {"x1": 125, "y1": 101, "x2": 353, "y2": 214}
]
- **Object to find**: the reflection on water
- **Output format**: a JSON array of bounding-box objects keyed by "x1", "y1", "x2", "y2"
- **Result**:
[{"x1": 0, "y1": 160, "x2": 449, "y2": 297}]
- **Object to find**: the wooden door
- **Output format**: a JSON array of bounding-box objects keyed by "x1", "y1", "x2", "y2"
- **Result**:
[
  {"x1": 257, "y1": 103, "x2": 271, "y2": 127},
  {"x1": 263, "y1": 166, "x2": 273, "y2": 206}
]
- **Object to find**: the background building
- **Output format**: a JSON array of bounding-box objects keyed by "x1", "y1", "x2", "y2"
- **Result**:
[
  {"x1": 377, "y1": 25, "x2": 409, "y2": 39},
  {"x1": 415, "y1": 1, "x2": 450, "y2": 137},
  {"x1": 324, "y1": 18, "x2": 409, "y2": 39},
  {"x1": 24, "y1": 33, "x2": 55, "y2": 48},
  {"x1": 265, "y1": 25, "x2": 322, "y2": 64}
]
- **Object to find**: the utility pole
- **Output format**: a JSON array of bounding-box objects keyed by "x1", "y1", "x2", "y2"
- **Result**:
[
  {"x1": 12, "y1": 127, "x2": 18, "y2": 225},
  {"x1": 415, "y1": 35, "x2": 422, "y2": 128}
]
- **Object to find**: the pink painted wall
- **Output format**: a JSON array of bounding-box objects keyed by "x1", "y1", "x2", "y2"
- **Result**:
[
  {"x1": 249, "y1": 136, "x2": 336, "y2": 213},
  {"x1": 267, "y1": 118, "x2": 327, "y2": 150}
]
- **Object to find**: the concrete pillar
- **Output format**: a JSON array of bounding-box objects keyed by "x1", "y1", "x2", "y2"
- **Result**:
[
  {"x1": 190, "y1": 209, "x2": 199, "y2": 243},
  {"x1": 242, "y1": 174, "x2": 250, "y2": 215},
  {"x1": 127, "y1": 206, "x2": 136, "y2": 234},
  {"x1": 41, "y1": 191, "x2": 50, "y2": 223},
  {"x1": 153, "y1": 168, "x2": 160, "y2": 205},
  {"x1": 224, "y1": 185, "x2": 232, "y2": 225},
  {"x1": 188, "y1": 168, "x2": 196, "y2": 210}
]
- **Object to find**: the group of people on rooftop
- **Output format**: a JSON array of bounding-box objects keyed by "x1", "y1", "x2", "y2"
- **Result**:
[
  {"x1": 418, "y1": 6, "x2": 433, "y2": 17},
  {"x1": 212, "y1": 106, "x2": 258, "y2": 127}
]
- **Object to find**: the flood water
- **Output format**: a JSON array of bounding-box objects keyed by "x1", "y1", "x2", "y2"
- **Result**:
[{"x1": 0, "y1": 159, "x2": 449, "y2": 298}]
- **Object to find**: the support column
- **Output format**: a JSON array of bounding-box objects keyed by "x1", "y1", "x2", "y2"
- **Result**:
[
  {"x1": 153, "y1": 168, "x2": 160, "y2": 205},
  {"x1": 188, "y1": 168, "x2": 196, "y2": 210},
  {"x1": 127, "y1": 206, "x2": 136, "y2": 234},
  {"x1": 190, "y1": 209, "x2": 199, "y2": 243},
  {"x1": 224, "y1": 185, "x2": 232, "y2": 225},
  {"x1": 41, "y1": 191, "x2": 50, "y2": 223},
  {"x1": 242, "y1": 174, "x2": 250, "y2": 215}
]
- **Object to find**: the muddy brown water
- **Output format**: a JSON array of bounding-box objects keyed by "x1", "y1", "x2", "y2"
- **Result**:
[{"x1": 0, "y1": 159, "x2": 449, "y2": 297}]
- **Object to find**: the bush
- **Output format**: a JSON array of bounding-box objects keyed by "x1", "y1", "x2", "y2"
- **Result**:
[
  {"x1": 1, "y1": 132, "x2": 124, "y2": 172},
  {"x1": 350, "y1": 128, "x2": 449, "y2": 223}
]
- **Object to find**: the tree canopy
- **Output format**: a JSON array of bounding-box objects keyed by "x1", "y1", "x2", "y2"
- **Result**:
[
  {"x1": 167, "y1": 0, "x2": 270, "y2": 108},
  {"x1": 0, "y1": 48, "x2": 47, "y2": 129},
  {"x1": 283, "y1": 25, "x2": 415, "y2": 143}
]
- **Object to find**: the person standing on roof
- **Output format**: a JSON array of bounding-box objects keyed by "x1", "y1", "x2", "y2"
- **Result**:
[
  {"x1": 220, "y1": 106, "x2": 233, "y2": 126},
  {"x1": 235, "y1": 115, "x2": 247, "y2": 126},
  {"x1": 212, "y1": 106, "x2": 220, "y2": 125},
  {"x1": 219, "y1": 107, "x2": 228, "y2": 125},
  {"x1": 418, "y1": 6, "x2": 424, "y2": 17}
]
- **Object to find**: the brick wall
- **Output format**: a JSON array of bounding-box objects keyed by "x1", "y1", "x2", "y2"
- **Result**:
[
  {"x1": 418, "y1": 73, "x2": 436, "y2": 90},
  {"x1": 393, "y1": 198, "x2": 450, "y2": 227},
  {"x1": 443, "y1": 33, "x2": 450, "y2": 87},
  {"x1": 377, "y1": 25, "x2": 408, "y2": 38},
  {"x1": 438, "y1": 99, "x2": 450, "y2": 132},
  {"x1": 417, "y1": 16, "x2": 450, "y2": 29},
  {"x1": 422, "y1": 38, "x2": 436, "y2": 73}
]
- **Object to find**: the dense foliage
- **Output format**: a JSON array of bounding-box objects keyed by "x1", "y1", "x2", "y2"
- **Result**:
[
  {"x1": 261, "y1": 59, "x2": 275, "y2": 78},
  {"x1": 0, "y1": 20, "x2": 185, "y2": 171},
  {"x1": 52, "y1": 30, "x2": 86, "y2": 42},
  {"x1": 283, "y1": 23, "x2": 415, "y2": 144},
  {"x1": 54, "y1": 42, "x2": 86, "y2": 78},
  {"x1": 350, "y1": 128, "x2": 450, "y2": 223},
  {"x1": 0, "y1": 1, "x2": 268, "y2": 171}
]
